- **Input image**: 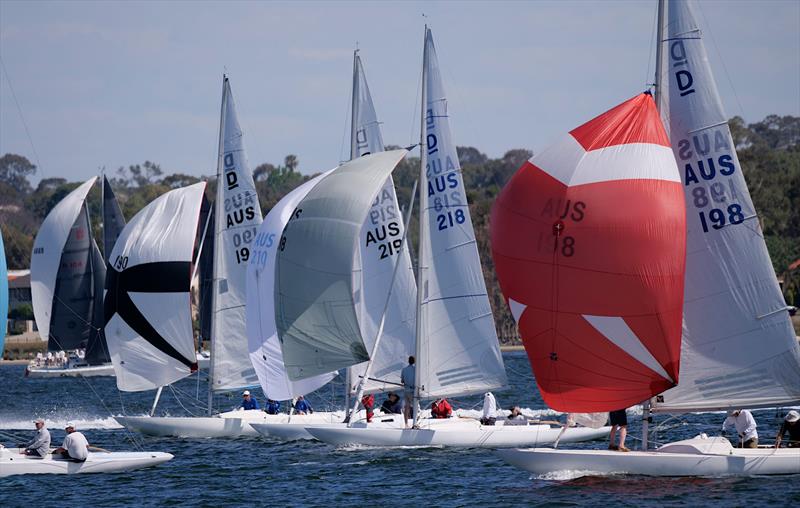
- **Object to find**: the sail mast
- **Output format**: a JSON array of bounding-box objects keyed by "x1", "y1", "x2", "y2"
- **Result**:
[
  {"x1": 208, "y1": 74, "x2": 227, "y2": 416},
  {"x1": 654, "y1": 0, "x2": 667, "y2": 113},
  {"x1": 412, "y1": 25, "x2": 429, "y2": 427}
]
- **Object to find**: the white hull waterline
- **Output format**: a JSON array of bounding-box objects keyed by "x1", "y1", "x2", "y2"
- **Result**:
[
  {"x1": 250, "y1": 411, "x2": 392, "y2": 441},
  {"x1": 116, "y1": 410, "x2": 343, "y2": 438},
  {"x1": 496, "y1": 435, "x2": 800, "y2": 477},
  {"x1": 307, "y1": 420, "x2": 610, "y2": 448},
  {"x1": 26, "y1": 363, "x2": 116, "y2": 378},
  {"x1": 0, "y1": 446, "x2": 172, "y2": 476}
]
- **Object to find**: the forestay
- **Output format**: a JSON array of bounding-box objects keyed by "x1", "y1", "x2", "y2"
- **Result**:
[
  {"x1": 349, "y1": 52, "x2": 417, "y2": 395},
  {"x1": 104, "y1": 182, "x2": 205, "y2": 391},
  {"x1": 31, "y1": 177, "x2": 103, "y2": 351},
  {"x1": 417, "y1": 28, "x2": 506, "y2": 399},
  {"x1": 246, "y1": 171, "x2": 337, "y2": 401},
  {"x1": 210, "y1": 76, "x2": 263, "y2": 391},
  {"x1": 653, "y1": 0, "x2": 800, "y2": 412},
  {"x1": 276, "y1": 149, "x2": 409, "y2": 381},
  {"x1": 491, "y1": 94, "x2": 687, "y2": 413}
]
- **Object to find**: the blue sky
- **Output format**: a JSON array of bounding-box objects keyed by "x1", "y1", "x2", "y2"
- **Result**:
[{"x1": 1, "y1": 0, "x2": 798, "y2": 185}]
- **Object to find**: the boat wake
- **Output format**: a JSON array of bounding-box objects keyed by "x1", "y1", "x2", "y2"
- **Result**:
[{"x1": 0, "y1": 415, "x2": 123, "y2": 430}]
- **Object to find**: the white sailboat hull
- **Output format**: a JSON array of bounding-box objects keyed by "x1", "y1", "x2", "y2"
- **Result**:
[
  {"x1": 25, "y1": 363, "x2": 116, "y2": 378},
  {"x1": 496, "y1": 436, "x2": 800, "y2": 477},
  {"x1": 0, "y1": 447, "x2": 172, "y2": 476},
  {"x1": 115, "y1": 410, "x2": 343, "y2": 438},
  {"x1": 250, "y1": 411, "x2": 391, "y2": 441},
  {"x1": 307, "y1": 420, "x2": 610, "y2": 448}
]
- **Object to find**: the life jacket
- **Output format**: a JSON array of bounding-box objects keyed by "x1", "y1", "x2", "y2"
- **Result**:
[
  {"x1": 431, "y1": 399, "x2": 452, "y2": 418},
  {"x1": 361, "y1": 394, "x2": 375, "y2": 409}
]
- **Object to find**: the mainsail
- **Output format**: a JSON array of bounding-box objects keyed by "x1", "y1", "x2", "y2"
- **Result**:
[
  {"x1": 652, "y1": 0, "x2": 800, "y2": 412},
  {"x1": 209, "y1": 76, "x2": 263, "y2": 391},
  {"x1": 0, "y1": 230, "x2": 7, "y2": 355},
  {"x1": 491, "y1": 93, "x2": 686, "y2": 413},
  {"x1": 31, "y1": 177, "x2": 105, "y2": 352},
  {"x1": 246, "y1": 170, "x2": 337, "y2": 401},
  {"x1": 348, "y1": 52, "x2": 417, "y2": 395},
  {"x1": 102, "y1": 175, "x2": 126, "y2": 262},
  {"x1": 104, "y1": 182, "x2": 206, "y2": 391},
  {"x1": 275, "y1": 149, "x2": 409, "y2": 381},
  {"x1": 417, "y1": 28, "x2": 506, "y2": 399}
]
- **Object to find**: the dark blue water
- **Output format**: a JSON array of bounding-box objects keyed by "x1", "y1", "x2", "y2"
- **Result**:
[{"x1": 2, "y1": 353, "x2": 798, "y2": 507}]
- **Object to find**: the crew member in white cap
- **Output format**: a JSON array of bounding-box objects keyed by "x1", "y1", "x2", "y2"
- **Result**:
[
  {"x1": 722, "y1": 409, "x2": 758, "y2": 448},
  {"x1": 775, "y1": 410, "x2": 800, "y2": 448},
  {"x1": 22, "y1": 418, "x2": 51, "y2": 457},
  {"x1": 240, "y1": 390, "x2": 259, "y2": 410},
  {"x1": 53, "y1": 422, "x2": 89, "y2": 462}
]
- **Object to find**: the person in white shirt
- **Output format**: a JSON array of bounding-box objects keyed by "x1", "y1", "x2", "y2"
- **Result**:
[
  {"x1": 480, "y1": 392, "x2": 498, "y2": 426},
  {"x1": 54, "y1": 422, "x2": 89, "y2": 461},
  {"x1": 722, "y1": 409, "x2": 758, "y2": 448}
]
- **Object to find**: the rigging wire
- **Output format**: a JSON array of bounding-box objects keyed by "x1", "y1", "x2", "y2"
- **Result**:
[
  {"x1": 0, "y1": 55, "x2": 44, "y2": 177},
  {"x1": 695, "y1": 1, "x2": 745, "y2": 118}
]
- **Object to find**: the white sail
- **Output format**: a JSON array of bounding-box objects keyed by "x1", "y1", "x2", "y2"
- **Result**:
[
  {"x1": 30, "y1": 177, "x2": 98, "y2": 345},
  {"x1": 104, "y1": 182, "x2": 206, "y2": 392},
  {"x1": 654, "y1": 0, "x2": 800, "y2": 412},
  {"x1": 210, "y1": 76, "x2": 263, "y2": 391},
  {"x1": 417, "y1": 28, "x2": 506, "y2": 399},
  {"x1": 348, "y1": 52, "x2": 417, "y2": 395},
  {"x1": 276, "y1": 149, "x2": 409, "y2": 381},
  {"x1": 246, "y1": 170, "x2": 337, "y2": 401}
]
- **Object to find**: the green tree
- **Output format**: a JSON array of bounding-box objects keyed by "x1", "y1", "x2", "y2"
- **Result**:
[{"x1": 0, "y1": 153, "x2": 36, "y2": 194}]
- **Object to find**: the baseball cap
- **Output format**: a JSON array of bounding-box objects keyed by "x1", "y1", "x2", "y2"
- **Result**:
[
  {"x1": 785, "y1": 410, "x2": 800, "y2": 423},
  {"x1": 33, "y1": 418, "x2": 45, "y2": 424},
  {"x1": 242, "y1": 390, "x2": 250, "y2": 396},
  {"x1": 65, "y1": 422, "x2": 75, "y2": 428}
]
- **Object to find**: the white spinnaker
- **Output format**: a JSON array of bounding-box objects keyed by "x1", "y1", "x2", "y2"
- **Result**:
[
  {"x1": 31, "y1": 177, "x2": 97, "y2": 343},
  {"x1": 654, "y1": 0, "x2": 800, "y2": 412},
  {"x1": 348, "y1": 53, "x2": 417, "y2": 395},
  {"x1": 104, "y1": 183, "x2": 206, "y2": 392},
  {"x1": 276, "y1": 149, "x2": 409, "y2": 381},
  {"x1": 417, "y1": 29, "x2": 506, "y2": 399},
  {"x1": 246, "y1": 170, "x2": 337, "y2": 401},
  {"x1": 211, "y1": 76, "x2": 263, "y2": 391}
]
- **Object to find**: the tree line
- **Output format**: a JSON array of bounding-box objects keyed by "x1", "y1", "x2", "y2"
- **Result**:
[{"x1": 1, "y1": 114, "x2": 798, "y2": 342}]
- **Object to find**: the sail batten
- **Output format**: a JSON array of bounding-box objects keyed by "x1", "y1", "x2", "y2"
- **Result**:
[{"x1": 652, "y1": 0, "x2": 800, "y2": 413}]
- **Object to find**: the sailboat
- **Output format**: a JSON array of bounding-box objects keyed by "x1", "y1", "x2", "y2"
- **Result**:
[
  {"x1": 0, "y1": 229, "x2": 7, "y2": 358},
  {"x1": 495, "y1": 0, "x2": 800, "y2": 476},
  {"x1": 304, "y1": 28, "x2": 609, "y2": 448},
  {"x1": 27, "y1": 176, "x2": 118, "y2": 378},
  {"x1": 248, "y1": 50, "x2": 417, "y2": 442},
  {"x1": 114, "y1": 76, "x2": 271, "y2": 438}
]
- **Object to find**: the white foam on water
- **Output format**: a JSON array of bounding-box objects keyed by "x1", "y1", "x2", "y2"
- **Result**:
[
  {"x1": 532, "y1": 469, "x2": 613, "y2": 481},
  {"x1": 0, "y1": 415, "x2": 123, "y2": 430}
]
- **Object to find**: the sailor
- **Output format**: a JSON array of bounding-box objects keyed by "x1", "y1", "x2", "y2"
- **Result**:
[
  {"x1": 361, "y1": 394, "x2": 375, "y2": 423},
  {"x1": 430, "y1": 398, "x2": 453, "y2": 419},
  {"x1": 722, "y1": 409, "x2": 758, "y2": 448},
  {"x1": 265, "y1": 399, "x2": 281, "y2": 415},
  {"x1": 380, "y1": 392, "x2": 402, "y2": 415},
  {"x1": 293, "y1": 395, "x2": 313, "y2": 415},
  {"x1": 22, "y1": 418, "x2": 51, "y2": 457},
  {"x1": 400, "y1": 356, "x2": 416, "y2": 428},
  {"x1": 608, "y1": 408, "x2": 630, "y2": 452},
  {"x1": 505, "y1": 406, "x2": 528, "y2": 426},
  {"x1": 775, "y1": 410, "x2": 800, "y2": 448},
  {"x1": 240, "y1": 390, "x2": 260, "y2": 410},
  {"x1": 480, "y1": 392, "x2": 498, "y2": 426},
  {"x1": 54, "y1": 422, "x2": 89, "y2": 462}
]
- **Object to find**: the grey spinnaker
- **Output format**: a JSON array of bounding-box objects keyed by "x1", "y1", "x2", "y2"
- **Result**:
[{"x1": 275, "y1": 149, "x2": 409, "y2": 381}]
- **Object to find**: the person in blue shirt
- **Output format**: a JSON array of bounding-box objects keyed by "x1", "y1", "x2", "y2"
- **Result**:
[
  {"x1": 266, "y1": 399, "x2": 281, "y2": 415},
  {"x1": 294, "y1": 395, "x2": 313, "y2": 415},
  {"x1": 240, "y1": 390, "x2": 260, "y2": 410}
]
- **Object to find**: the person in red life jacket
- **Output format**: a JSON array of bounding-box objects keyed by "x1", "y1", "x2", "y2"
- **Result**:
[
  {"x1": 361, "y1": 394, "x2": 375, "y2": 423},
  {"x1": 431, "y1": 398, "x2": 452, "y2": 419}
]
